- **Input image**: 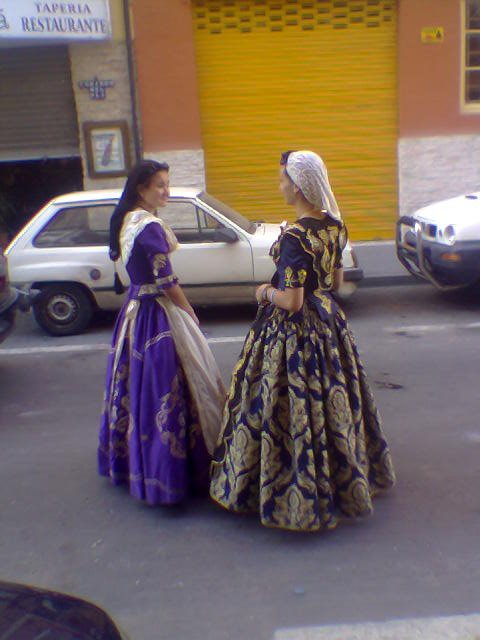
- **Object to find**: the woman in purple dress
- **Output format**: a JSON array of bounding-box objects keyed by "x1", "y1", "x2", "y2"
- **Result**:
[{"x1": 98, "y1": 160, "x2": 225, "y2": 506}]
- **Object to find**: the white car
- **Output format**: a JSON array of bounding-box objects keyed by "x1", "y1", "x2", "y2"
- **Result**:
[
  {"x1": 6, "y1": 188, "x2": 363, "y2": 335},
  {"x1": 396, "y1": 191, "x2": 480, "y2": 290}
]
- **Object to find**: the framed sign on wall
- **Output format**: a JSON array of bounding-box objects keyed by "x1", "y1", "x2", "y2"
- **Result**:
[{"x1": 83, "y1": 120, "x2": 131, "y2": 178}]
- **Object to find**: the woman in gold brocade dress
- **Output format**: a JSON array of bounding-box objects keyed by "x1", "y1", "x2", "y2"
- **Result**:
[{"x1": 210, "y1": 150, "x2": 396, "y2": 532}]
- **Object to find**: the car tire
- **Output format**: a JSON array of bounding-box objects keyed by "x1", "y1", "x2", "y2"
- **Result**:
[{"x1": 33, "y1": 284, "x2": 94, "y2": 336}]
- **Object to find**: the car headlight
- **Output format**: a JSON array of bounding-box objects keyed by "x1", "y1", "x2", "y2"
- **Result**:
[{"x1": 442, "y1": 225, "x2": 456, "y2": 245}]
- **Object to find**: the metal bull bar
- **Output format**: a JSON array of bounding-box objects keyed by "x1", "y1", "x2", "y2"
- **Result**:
[{"x1": 396, "y1": 216, "x2": 466, "y2": 291}]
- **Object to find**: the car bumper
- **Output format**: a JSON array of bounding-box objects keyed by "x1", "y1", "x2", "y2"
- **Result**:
[
  {"x1": 0, "y1": 288, "x2": 18, "y2": 344},
  {"x1": 0, "y1": 288, "x2": 31, "y2": 343},
  {"x1": 343, "y1": 267, "x2": 364, "y2": 283},
  {"x1": 396, "y1": 216, "x2": 480, "y2": 288},
  {"x1": 0, "y1": 307, "x2": 16, "y2": 344}
]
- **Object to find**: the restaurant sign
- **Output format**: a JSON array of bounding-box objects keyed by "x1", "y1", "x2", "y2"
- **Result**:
[{"x1": 0, "y1": 1, "x2": 111, "y2": 42}]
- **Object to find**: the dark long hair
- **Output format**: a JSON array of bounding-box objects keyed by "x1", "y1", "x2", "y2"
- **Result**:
[{"x1": 109, "y1": 159, "x2": 169, "y2": 261}]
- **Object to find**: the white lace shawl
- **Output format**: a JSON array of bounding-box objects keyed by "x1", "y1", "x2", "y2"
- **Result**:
[
  {"x1": 161, "y1": 299, "x2": 226, "y2": 454},
  {"x1": 120, "y1": 209, "x2": 178, "y2": 265},
  {"x1": 286, "y1": 151, "x2": 342, "y2": 221}
]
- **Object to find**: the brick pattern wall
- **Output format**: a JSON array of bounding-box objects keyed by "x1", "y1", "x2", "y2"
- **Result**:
[
  {"x1": 399, "y1": 135, "x2": 480, "y2": 215},
  {"x1": 148, "y1": 150, "x2": 206, "y2": 190},
  {"x1": 69, "y1": 41, "x2": 134, "y2": 190}
]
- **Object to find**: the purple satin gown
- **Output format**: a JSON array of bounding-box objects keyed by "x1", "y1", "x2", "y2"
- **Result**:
[{"x1": 98, "y1": 221, "x2": 210, "y2": 505}]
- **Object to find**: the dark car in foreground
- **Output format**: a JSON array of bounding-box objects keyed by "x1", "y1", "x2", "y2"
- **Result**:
[{"x1": 0, "y1": 580, "x2": 130, "y2": 639}]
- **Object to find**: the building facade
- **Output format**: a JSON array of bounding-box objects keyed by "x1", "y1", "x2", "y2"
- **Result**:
[
  {"x1": 131, "y1": 0, "x2": 480, "y2": 241},
  {"x1": 398, "y1": 0, "x2": 480, "y2": 218},
  {"x1": 132, "y1": 0, "x2": 398, "y2": 240},
  {"x1": 0, "y1": 0, "x2": 137, "y2": 234},
  {"x1": 1, "y1": 1, "x2": 479, "y2": 241}
]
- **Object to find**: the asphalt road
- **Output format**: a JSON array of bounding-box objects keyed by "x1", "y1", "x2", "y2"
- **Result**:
[{"x1": 1, "y1": 284, "x2": 479, "y2": 640}]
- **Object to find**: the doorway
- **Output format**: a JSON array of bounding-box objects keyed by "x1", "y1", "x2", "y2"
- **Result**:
[{"x1": 0, "y1": 158, "x2": 83, "y2": 240}]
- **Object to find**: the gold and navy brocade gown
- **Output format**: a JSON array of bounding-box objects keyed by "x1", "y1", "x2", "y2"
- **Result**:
[{"x1": 210, "y1": 216, "x2": 396, "y2": 532}]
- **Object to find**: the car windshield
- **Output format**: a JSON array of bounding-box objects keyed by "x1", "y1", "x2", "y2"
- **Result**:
[{"x1": 197, "y1": 191, "x2": 257, "y2": 234}]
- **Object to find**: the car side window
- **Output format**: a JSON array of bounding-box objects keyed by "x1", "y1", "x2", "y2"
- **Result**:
[
  {"x1": 34, "y1": 205, "x2": 114, "y2": 248},
  {"x1": 160, "y1": 200, "x2": 224, "y2": 244}
]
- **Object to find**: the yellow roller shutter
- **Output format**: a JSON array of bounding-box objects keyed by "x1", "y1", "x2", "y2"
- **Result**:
[{"x1": 193, "y1": 0, "x2": 397, "y2": 240}]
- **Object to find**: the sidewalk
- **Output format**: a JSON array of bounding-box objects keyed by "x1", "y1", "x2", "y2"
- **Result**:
[
  {"x1": 274, "y1": 614, "x2": 480, "y2": 640},
  {"x1": 353, "y1": 240, "x2": 417, "y2": 287}
]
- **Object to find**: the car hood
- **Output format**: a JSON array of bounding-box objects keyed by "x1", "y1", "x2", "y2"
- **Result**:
[
  {"x1": 415, "y1": 192, "x2": 480, "y2": 225},
  {"x1": 255, "y1": 221, "x2": 283, "y2": 240}
]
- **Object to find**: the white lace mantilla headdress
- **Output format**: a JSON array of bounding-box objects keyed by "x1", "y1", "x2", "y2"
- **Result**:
[{"x1": 286, "y1": 150, "x2": 342, "y2": 221}]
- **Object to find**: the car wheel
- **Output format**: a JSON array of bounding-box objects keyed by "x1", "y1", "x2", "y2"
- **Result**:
[{"x1": 33, "y1": 284, "x2": 94, "y2": 336}]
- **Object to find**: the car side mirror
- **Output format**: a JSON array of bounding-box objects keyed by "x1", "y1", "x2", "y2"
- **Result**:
[{"x1": 214, "y1": 227, "x2": 238, "y2": 243}]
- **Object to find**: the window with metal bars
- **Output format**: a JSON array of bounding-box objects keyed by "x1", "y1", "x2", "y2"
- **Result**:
[{"x1": 464, "y1": 0, "x2": 480, "y2": 108}]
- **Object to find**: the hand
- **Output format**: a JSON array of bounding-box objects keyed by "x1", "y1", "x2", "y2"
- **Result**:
[{"x1": 255, "y1": 283, "x2": 270, "y2": 305}]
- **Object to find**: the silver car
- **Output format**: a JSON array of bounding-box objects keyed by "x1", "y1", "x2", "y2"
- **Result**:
[{"x1": 6, "y1": 188, "x2": 363, "y2": 335}]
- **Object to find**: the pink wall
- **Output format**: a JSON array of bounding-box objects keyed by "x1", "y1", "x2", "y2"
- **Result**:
[
  {"x1": 399, "y1": 0, "x2": 480, "y2": 136},
  {"x1": 132, "y1": 0, "x2": 202, "y2": 151}
]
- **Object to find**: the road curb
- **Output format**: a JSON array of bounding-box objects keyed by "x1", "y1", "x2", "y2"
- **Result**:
[
  {"x1": 359, "y1": 274, "x2": 423, "y2": 288},
  {"x1": 274, "y1": 613, "x2": 480, "y2": 639}
]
